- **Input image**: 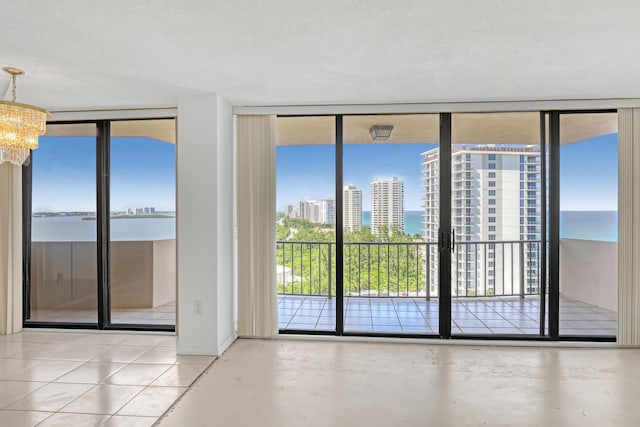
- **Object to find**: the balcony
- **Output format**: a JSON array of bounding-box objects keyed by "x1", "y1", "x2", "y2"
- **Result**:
[
  {"x1": 27, "y1": 239, "x2": 176, "y2": 325},
  {"x1": 278, "y1": 239, "x2": 617, "y2": 336}
]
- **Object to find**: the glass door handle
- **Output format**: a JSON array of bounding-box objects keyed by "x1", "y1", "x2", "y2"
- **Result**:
[{"x1": 451, "y1": 229, "x2": 456, "y2": 253}]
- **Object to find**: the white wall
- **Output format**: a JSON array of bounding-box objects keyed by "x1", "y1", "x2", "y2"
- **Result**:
[
  {"x1": 215, "y1": 97, "x2": 235, "y2": 354},
  {"x1": 177, "y1": 94, "x2": 236, "y2": 355},
  {"x1": 560, "y1": 238, "x2": 618, "y2": 312}
]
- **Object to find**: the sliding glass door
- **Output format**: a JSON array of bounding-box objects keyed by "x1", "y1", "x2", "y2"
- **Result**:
[
  {"x1": 450, "y1": 112, "x2": 545, "y2": 336},
  {"x1": 26, "y1": 123, "x2": 99, "y2": 324},
  {"x1": 557, "y1": 112, "x2": 618, "y2": 338},
  {"x1": 109, "y1": 120, "x2": 177, "y2": 327},
  {"x1": 24, "y1": 118, "x2": 177, "y2": 331},
  {"x1": 274, "y1": 110, "x2": 615, "y2": 342},
  {"x1": 275, "y1": 116, "x2": 337, "y2": 332},
  {"x1": 342, "y1": 114, "x2": 440, "y2": 335}
]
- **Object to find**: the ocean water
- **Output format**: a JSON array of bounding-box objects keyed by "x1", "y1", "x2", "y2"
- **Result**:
[
  {"x1": 32, "y1": 216, "x2": 175, "y2": 242},
  {"x1": 362, "y1": 211, "x2": 423, "y2": 236},
  {"x1": 560, "y1": 211, "x2": 617, "y2": 242},
  {"x1": 32, "y1": 210, "x2": 618, "y2": 242},
  {"x1": 362, "y1": 210, "x2": 618, "y2": 242}
]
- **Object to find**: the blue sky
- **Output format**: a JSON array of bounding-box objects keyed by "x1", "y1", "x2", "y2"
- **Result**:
[
  {"x1": 276, "y1": 143, "x2": 436, "y2": 211},
  {"x1": 32, "y1": 136, "x2": 176, "y2": 212},
  {"x1": 560, "y1": 133, "x2": 618, "y2": 211},
  {"x1": 277, "y1": 133, "x2": 619, "y2": 212},
  {"x1": 31, "y1": 131, "x2": 617, "y2": 213}
]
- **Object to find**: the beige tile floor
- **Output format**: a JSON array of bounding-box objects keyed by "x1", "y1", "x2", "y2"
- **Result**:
[
  {"x1": 158, "y1": 338, "x2": 640, "y2": 427},
  {"x1": 0, "y1": 330, "x2": 214, "y2": 426}
]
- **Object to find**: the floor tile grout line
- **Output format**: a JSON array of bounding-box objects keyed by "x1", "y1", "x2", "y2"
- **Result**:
[
  {"x1": 313, "y1": 297, "x2": 328, "y2": 329},
  {"x1": 397, "y1": 298, "x2": 429, "y2": 332},
  {"x1": 153, "y1": 356, "x2": 217, "y2": 425},
  {"x1": 0, "y1": 381, "x2": 50, "y2": 411},
  {"x1": 52, "y1": 365, "x2": 129, "y2": 386},
  {"x1": 57, "y1": 359, "x2": 174, "y2": 418},
  {"x1": 33, "y1": 411, "x2": 57, "y2": 426},
  {"x1": 104, "y1": 363, "x2": 175, "y2": 388},
  {"x1": 54, "y1": 382, "x2": 103, "y2": 417},
  {"x1": 285, "y1": 295, "x2": 306, "y2": 329}
]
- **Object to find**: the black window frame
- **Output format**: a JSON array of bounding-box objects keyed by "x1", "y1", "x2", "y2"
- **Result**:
[{"x1": 22, "y1": 117, "x2": 177, "y2": 332}]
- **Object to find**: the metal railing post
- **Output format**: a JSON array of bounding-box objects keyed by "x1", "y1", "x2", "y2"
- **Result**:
[
  {"x1": 426, "y1": 243, "x2": 430, "y2": 300},
  {"x1": 275, "y1": 239, "x2": 541, "y2": 300},
  {"x1": 519, "y1": 242, "x2": 525, "y2": 299},
  {"x1": 328, "y1": 243, "x2": 332, "y2": 299}
]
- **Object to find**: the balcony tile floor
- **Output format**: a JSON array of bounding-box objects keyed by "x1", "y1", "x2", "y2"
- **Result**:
[
  {"x1": 28, "y1": 302, "x2": 176, "y2": 326},
  {"x1": 279, "y1": 295, "x2": 617, "y2": 337},
  {"x1": 0, "y1": 331, "x2": 214, "y2": 426}
]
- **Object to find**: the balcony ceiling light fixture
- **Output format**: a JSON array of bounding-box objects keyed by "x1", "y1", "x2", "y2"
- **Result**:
[
  {"x1": 369, "y1": 125, "x2": 394, "y2": 141},
  {"x1": 0, "y1": 67, "x2": 49, "y2": 166}
]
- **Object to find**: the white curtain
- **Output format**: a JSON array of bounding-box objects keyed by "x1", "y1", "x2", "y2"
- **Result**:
[
  {"x1": 0, "y1": 163, "x2": 22, "y2": 335},
  {"x1": 236, "y1": 115, "x2": 278, "y2": 337},
  {"x1": 618, "y1": 109, "x2": 640, "y2": 345}
]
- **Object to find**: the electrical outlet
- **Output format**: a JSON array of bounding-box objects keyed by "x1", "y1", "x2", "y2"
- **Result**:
[{"x1": 194, "y1": 300, "x2": 203, "y2": 315}]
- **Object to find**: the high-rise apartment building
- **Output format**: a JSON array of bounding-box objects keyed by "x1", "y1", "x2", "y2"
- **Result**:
[
  {"x1": 298, "y1": 198, "x2": 336, "y2": 225},
  {"x1": 299, "y1": 200, "x2": 319, "y2": 223},
  {"x1": 320, "y1": 198, "x2": 335, "y2": 225},
  {"x1": 285, "y1": 205, "x2": 296, "y2": 218},
  {"x1": 422, "y1": 146, "x2": 541, "y2": 297},
  {"x1": 371, "y1": 177, "x2": 404, "y2": 236},
  {"x1": 343, "y1": 185, "x2": 363, "y2": 232}
]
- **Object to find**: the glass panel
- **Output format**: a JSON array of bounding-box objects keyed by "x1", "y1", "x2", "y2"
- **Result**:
[
  {"x1": 276, "y1": 116, "x2": 336, "y2": 331},
  {"x1": 559, "y1": 112, "x2": 617, "y2": 337},
  {"x1": 451, "y1": 112, "x2": 543, "y2": 335},
  {"x1": 109, "y1": 119, "x2": 176, "y2": 326},
  {"x1": 28, "y1": 123, "x2": 98, "y2": 323},
  {"x1": 343, "y1": 114, "x2": 440, "y2": 334}
]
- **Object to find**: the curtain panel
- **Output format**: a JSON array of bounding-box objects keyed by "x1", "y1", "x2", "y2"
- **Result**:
[
  {"x1": 0, "y1": 164, "x2": 22, "y2": 335},
  {"x1": 236, "y1": 115, "x2": 278, "y2": 337},
  {"x1": 618, "y1": 109, "x2": 640, "y2": 345}
]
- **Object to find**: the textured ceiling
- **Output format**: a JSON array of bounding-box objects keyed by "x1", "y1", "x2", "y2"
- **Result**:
[{"x1": 2, "y1": 1, "x2": 639, "y2": 111}]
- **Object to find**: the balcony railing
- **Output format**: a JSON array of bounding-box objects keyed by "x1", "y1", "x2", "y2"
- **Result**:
[{"x1": 277, "y1": 240, "x2": 542, "y2": 299}]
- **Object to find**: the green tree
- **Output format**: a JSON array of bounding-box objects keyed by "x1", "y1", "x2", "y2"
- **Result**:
[{"x1": 276, "y1": 216, "x2": 426, "y2": 296}]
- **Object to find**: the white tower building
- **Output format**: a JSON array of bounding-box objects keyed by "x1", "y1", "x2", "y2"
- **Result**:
[
  {"x1": 422, "y1": 146, "x2": 541, "y2": 297},
  {"x1": 371, "y1": 177, "x2": 404, "y2": 236},
  {"x1": 343, "y1": 185, "x2": 363, "y2": 232}
]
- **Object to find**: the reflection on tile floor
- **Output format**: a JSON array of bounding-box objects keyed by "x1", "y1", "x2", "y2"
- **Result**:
[
  {"x1": 0, "y1": 330, "x2": 214, "y2": 426},
  {"x1": 28, "y1": 302, "x2": 176, "y2": 326},
  {"x1": 279, "y1": 295, "x2": 617, "y2": 337}
]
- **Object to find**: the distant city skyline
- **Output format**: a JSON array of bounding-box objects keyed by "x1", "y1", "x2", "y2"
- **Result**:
[
  {"x1": 297, "y1": 198, "x2": 335, "y2": 225},
  {"x1": 277, "y1": 143, "x2": 430, "y2": 211},
  {"x1": 277, "y1": 133, "x2": 618, "y2": 212}
]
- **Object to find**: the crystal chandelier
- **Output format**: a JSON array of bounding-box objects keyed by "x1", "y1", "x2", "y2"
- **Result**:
[{"x1": 0, "y1": 67, "x2": 49, "y2": 166}]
